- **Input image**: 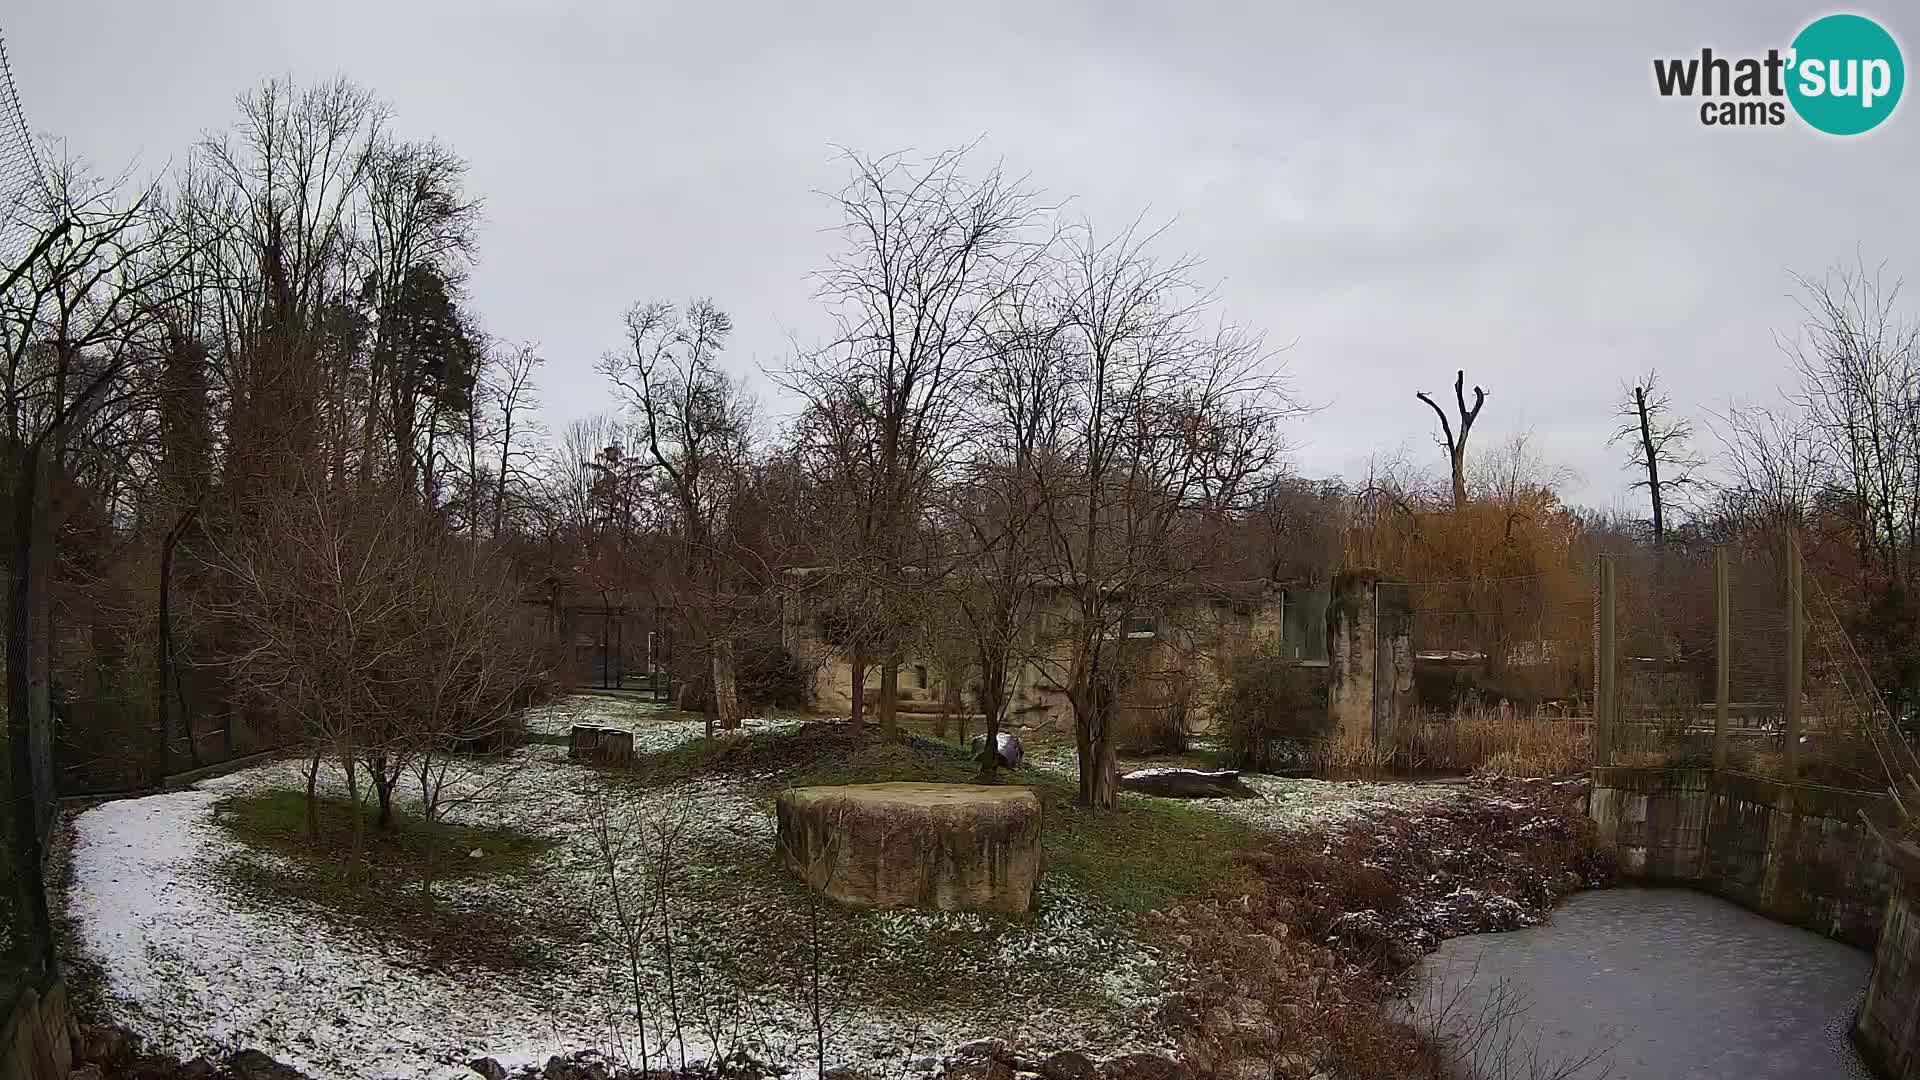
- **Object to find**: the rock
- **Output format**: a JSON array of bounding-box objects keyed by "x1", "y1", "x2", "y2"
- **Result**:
[
  {"x1": 226, "y1": 1050, "x2": 313, "y2": 1080},
  {"x1": 908, "y1": 1057, "x2": 941, "y2": 1074},
  {"x1": 777, "y1": 784, "x2": 1042, "y2": 913},
  {"x1": 1097, "y1": 1053, "x2": 1190, "y2": 1080},
  {"x1": 1039, "y1": 1051, "x2": 1096, "y2": 1080},
  {"x1": 969, "y1": 733, "x2": 1025, "y2": 769},
  {"x1": 69, "y1": 1066, "x2": 103, "y2": 1080},
  {"x1": 1118, "y1": 768, "x2": 1257, "y2": 799},
  {"x1": 951, "y1": 1039, "x2": 1012, "y2": 1062},
  {"x1": 822, "y1": 1068, "x2": 873, "y2": 1080},
  {"x1": 73, "y1": 1024, "x2": 137, "y2": 1068},
  {"x1": 1202, "y1": 1005, "x2": 1236, "y2": 1036},
  {"x1": 469, "y1": 848, "x2": 485, "y2": 859},
  {"x1": 471, "y1": 1058, "x2": 509, "y2": 1080},
  {"x1": 943, "y1": 1062, "x2": 1011, "y2": 1080},
  {"x1": 1246, "y1": 932, "x2": 1289, "y2": 966},
  {"x1": 180, "y1": 1059, "x2": 219, "y2": 1080}
]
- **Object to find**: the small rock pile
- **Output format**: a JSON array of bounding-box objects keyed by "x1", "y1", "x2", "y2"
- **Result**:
[{"x1": 67, "y1": 1022, "x2": 312, "y2": 1080}]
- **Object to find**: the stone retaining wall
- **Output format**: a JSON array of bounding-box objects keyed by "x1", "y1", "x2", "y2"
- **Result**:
[
  {"x1": 1857, "y1": 840, "x2": 1920, "y2": 1079},
  {"x1": 1589, "y1": 766, "x2": 1896, "y2": 947},
  {"x1": 0, "y1": 978, "x2": 69, "y2": 1080}
]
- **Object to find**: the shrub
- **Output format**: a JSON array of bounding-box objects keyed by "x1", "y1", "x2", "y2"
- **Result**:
[
  {"x1": 736, "y1": 641, "x2": 810, "y2": 711},
  {"x1": 1218, "y1": 647, "x2": 1328, "y2": 772},
  {"x1": 1362, "y1": 697, "x2": 1592, "y2": 778},
  {"x1": 1116, "y1": 669, "x2": 1195, "y2": 755}
]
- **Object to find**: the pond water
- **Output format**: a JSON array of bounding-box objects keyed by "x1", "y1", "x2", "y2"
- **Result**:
[{"x1": 1417, "y1": 888, "x2": 1873, "y2": 1080}]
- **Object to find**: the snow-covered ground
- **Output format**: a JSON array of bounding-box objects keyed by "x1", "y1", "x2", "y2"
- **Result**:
[
  {"x1": 518, "y1": 695, "x2": 805, "y2": 748},
  {"x1": 1024, "y1": 740, "x2": 1449, "y2": 831},
  {"x1": 62, "y1": 696, "x2": 1454, "y2": 1080}
]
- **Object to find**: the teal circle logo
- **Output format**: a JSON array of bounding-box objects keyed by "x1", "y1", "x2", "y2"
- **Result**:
[{"x1": 1787, "y1": 14, "x2": 1904, "y2": 135}]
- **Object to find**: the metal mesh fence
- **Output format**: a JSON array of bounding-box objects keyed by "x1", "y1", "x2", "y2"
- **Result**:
[
  {"x1": 0, "y1": 30, "x2": 42, "y2": 269},
  {"x1": 1599, "y1": 533, "x2": 1898, "y2": 790},
  {"x1": 1397, "y1": 572, "x2": 1594, "y2": 715},
  {"x1": 0, "y1": 23, "x2": 53, "y2": 1012},
  {"x1": 1374, "y1": 534, "x2": 1905, "y2": 791}
]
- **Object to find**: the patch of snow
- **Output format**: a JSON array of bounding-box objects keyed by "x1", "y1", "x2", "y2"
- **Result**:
[{"x1": 65, "y1": 708, "x2": 1168, "y2": 1080}]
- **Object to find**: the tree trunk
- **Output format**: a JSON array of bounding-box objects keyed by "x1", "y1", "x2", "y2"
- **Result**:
[
  {"x1": 371, "y1": 752, "x2": 397, "y2": 830},
  {"x1": 879, "y1": 658, "x2": 899, "y2": 739},
  {"x1": 1636, "y1": 386, "x2": 1665, "y2": 545},
  {"x1": 5, "y1": 445, "x2": 54, "y2": 977},
  {"x1": 156, "y1": 504, "x2": 204, "y2": 776},
  {"x1": 1450, "y1": 446, "x2": 1468, "y2": 509},
  {"x1": 979, "y1": 652, "x2": 1005, "y2": 780},
  {"x1": 1073, "y1": 676, "x2": 1118, "y2": 809},
  {"x1": 848, "y1": 644, "x2": 867, "y2": 735},
  {"x1": 304, "y1": 751, "x2": 322, "y2": 839},
  {"x1": 936, "y1": 674, "x2": 960, "y2": 740},
  {"x1": 711, "y1": 636, "x2": 742, "y2": 730}
]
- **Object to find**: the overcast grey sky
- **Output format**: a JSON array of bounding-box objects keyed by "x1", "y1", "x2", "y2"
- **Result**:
[{"x1": 7, "y1": 1, "x2": 1914, "y2": 510}]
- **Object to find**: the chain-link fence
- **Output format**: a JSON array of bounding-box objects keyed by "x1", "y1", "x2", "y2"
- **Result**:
[
  {"x1": 1361, "y1": 535, "x2": 1905, "y2": 791},
  {"x1": 1393, "y1": 572, "x2": 1594, "y2": 714},
  {"x1": 1359, "y1": 573, "x2": 1595, "y2": 775},
  {"x1": 0, "y1": 30, "x2": 42, "y2": 268},
  {"x1": 0, "y1": 23, "x2": 57, "y2": 1017},
  {"x1": 1597, "y1": 532, "x2": 1898, "y2": 790}
]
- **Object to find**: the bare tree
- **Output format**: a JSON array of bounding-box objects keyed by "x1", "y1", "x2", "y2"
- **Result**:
[
  {"x1": 782, "y1": 146, "x2": 1050, "y2": 738},
  {"x1": 935, "y1": 288, "x2": 1071, "y2": 775},
  {"x1": 1034, "y1": 221, "x2": 1296, "y2": 808},
  {"x1": 1, "y1": 152, "x2": 187, "y2": 921},
  {"x1": 1609, "y1": 370, "x2": 1700, "y2": 544},
  {"x1": 1417, "y1": 369, "x2": 1488, "y2": 509},
  {"x1": 599, "y1": 299, "x2": 756, "y2": 733},
  {"x1": 1707, "y1": 403, "x2": 1818, "y2": 533},
  {"x1": 1785, "y1": 262, "x2": 1920, "y2": 580},
  {"x1": 488, "y1": 340, "x2": 544, "y2": 538}
]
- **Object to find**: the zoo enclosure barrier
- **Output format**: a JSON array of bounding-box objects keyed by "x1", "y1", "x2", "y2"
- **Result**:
[{"x1": 1593, "y1": 532, "x2": 1904, "y2": 790}]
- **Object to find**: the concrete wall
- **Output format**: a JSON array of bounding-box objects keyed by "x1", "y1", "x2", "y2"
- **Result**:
[
  {"x1": 1327, "y1": 573, "x2": 1413, "y2": 746},
  {"x1": 1857, "y1": 841, "x2": 1920, "y2": 1080},
  {"x1": 780, "y1": 583, "x2": 1302, "y2": 736},
  {"x1": 1589, "y1": 766, "x2": 1897, "y2": 947},
  {"x1": 0, "y1": 979, "x2": 70, "y2": 1080}
]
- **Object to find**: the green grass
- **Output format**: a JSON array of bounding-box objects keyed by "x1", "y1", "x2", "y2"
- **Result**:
[
  {"x1": 214, "y1": 789, "x2": 554, "y2": 882},
  {"x1": 627, "y1": 721, "x2": 1254, "y2": 914},
  {"x1": 212, "y1": 790, "x2": 573, "y2": 972}
]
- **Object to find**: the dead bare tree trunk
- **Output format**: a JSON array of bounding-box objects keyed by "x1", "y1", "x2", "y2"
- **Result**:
[
  {"x1": 710, "y1": 636, "x2": 742, "y2": 730},
  {"x1": 1636, "y1": 386, "x2": 1665, "y2": 543},
  {"x1": 1417, "y1": 370, "x2": 1487, "y2": 509},
  {"x1": 1612, "y1": 370, "x2": 1699, "y2": 547}
]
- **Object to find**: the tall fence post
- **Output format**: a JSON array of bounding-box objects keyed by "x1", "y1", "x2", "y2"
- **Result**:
[
  {"x1": 1785, "y1": 531, "x2": 1804, "y2": 780},
  {"x1": 1715, "y1": 545, "x2": 1730, "y2": 771},
  {"x1": 1597, "y1": 554, "x2": 1617, "y2": 767}
]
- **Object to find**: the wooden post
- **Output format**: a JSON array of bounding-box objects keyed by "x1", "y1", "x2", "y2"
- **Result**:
[
  {"x1": 1715, "y1": 545, "x2": 1730, "y2": 771},
  {"x1": 1597, "y1": 555, "x2": 1617, "y2": 767},
  {"x1": 1785, "y1": 531, "x2": 1804, "y2": 780}
]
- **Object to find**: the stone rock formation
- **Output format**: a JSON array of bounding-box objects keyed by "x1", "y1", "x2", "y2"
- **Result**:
[
  {"x1": 776, "y1": 782, "x2": 1043, "y2": 913},
  {"x1": 1118, "y1": 767, "x2": 1257, "y2": 799},
  {"x1": 969, "y1": 732, "x2": 1025, "y2": 769}
]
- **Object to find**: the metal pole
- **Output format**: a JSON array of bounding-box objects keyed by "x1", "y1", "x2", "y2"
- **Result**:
[
  {"x1": 1715, "y1": 545, "x2": 1731, "y2": 771},
  {"x1": 1597, "y1": 555, "x2": 1617, "y2": 767},
  {"x1": 1370, "y1": 581, "x2": 1380, "y2": 745},
  {"x1": 1785, "y1": 531, "x2": 1804, "y2": 780}
]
